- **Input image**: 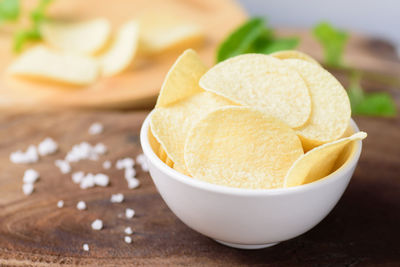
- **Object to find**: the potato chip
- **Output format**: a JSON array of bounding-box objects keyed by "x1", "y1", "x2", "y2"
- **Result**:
[
  {"x1": 139, "y1": 15, "x2": 204, "y2": 55},
  {"x1": 284, "y1": 132, "x2": 367, "y2": 187},
  {"x1": 40, "y1": 18, "x2": 111, "y2": 55},
  {"x1": 284, "y1": 59, "x2": 351, "y2": 151},
  {"x1": 184, "y1": 106, "x2": 304, "y2": 189},
  {"x1": 151, "y1": 92, "x2": 233, "y2": 173},
  {"x1": 156, "y1": 49, "x2": 207, "y2": 108},
  {"x1": 7, "y1": 46, "x2": 99, "y2": 85},
  {"x1": 199, "y1": 54, "x2": 311, "y2": 128},
  {"x1": 99, "y1": 20, "x2": 139, "y2": 77},
  {"x1": 270, "y1": 50, "x2": 319, "y2": 65}
]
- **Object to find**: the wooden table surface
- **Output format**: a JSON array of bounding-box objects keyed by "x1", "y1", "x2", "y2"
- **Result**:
[{"x1": 0, "y1": 109, "x2": 399, "y2": 266}]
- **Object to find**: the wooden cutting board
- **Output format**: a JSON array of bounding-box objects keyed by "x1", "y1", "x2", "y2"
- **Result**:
[
  {"x1": 0, "y1": 0, "x2": 246, "y2": 111},
  {"x1": 0, "y1": 110, "x2": 399, "y2": 266}
]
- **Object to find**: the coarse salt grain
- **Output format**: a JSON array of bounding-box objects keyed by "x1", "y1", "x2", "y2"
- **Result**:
[
  {"x1": 124, "y1": 227, "x2": 133, "y2": 235},
  {"x1": 10, "y1": 145, "x2": 39, "y2": 164},
  {"x1": 116, "y1": 158, "x2": 134, "y2": 170},
  {"x1": 127, "y1": 177, "x2": 140, "y2": 189},
  {"x1": 94, "y1": 173, "x2": 109, "y2": 187},
  {"x1": 57, "y1": 200, "x2": 64, "y2": 208},
  {"x1": 124, "y1": 236, "x2": 132, "y2": 244},
  {"x1": 91, "y1": 219, "x2": 103, "y2": 230},
  {"x1": 136, "y1": 154, "x2": 149, "y2": 172},
  {"x1": 23, "y1": 169, "x2": 40, "y2": 184},
  {"x1": 94, "y1": 143, "x2": 107, "y2": 155},
  {"x1": 80, "y1": 173, "x2": 95, "y2": 189},
  {"x1": 72, "y1": 171, "x2": 85, "y2": 184},
  {"x1": 102, "y1": 160, "x2": 111, "y2": 169},
  {"x1": 83, "y1": 244, "x2": 89, "y2": 251},
  {"x1": 88, "y1": 122, "x2": 103, "y2": 135},
  {"x1": 22, "y1": 183, "x2": 34, "y2": 195},
  {"x1": 124, "y1": 167, "x2": 136, "y2": 180},
  {"x1": 110, "y1": 193, "x2": 124, "y2": 203},
  {"x1": 38, "y1": 137, "x2": 58, "y2": 156},
  {"x1": 77, "y1": 201, "x2": 87, "y2": 210},
  {"x1": 55, "y1": 159, "x2": 71, "y2": 174},
  {"x1": 125, "y1": 208, "x2": 135, "y2": 219}
]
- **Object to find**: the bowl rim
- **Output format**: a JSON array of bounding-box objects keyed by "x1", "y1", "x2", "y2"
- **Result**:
[{"x1": 140, "y1": 111, "x2": 363, "y2": 196}]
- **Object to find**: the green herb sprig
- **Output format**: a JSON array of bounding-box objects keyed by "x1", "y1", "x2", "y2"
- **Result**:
[
  {"x1": 0, "y1": 0, "x2": 20, "y2": 22},
  {"x1": 216, "y1": 17, "x2": 299, "y2": 63}
]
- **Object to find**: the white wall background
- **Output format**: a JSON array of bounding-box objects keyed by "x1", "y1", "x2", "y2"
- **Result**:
[{"x1": 238, "y1": 0, "x2": 400, "y2": 48}]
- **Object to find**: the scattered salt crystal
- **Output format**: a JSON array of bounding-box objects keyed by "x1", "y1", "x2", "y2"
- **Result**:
[
  {"x1": 102, "y1": 160, "x2": 111, "y2": 169},
  {"x1": 83, "y1": 243, "x2": 89, "y2": 251},
  {"x1": 116, "y1": 158, "x2": 134, "y2": 170},
  {"x1": 77, "y1": 201, "x2": 87, "y2": 210},
  {"x1": 125, "y1": 208, "x2": 135, "y2": 219},
  {"x1": 94, "y1": 143, "x2": 107, "y2": 155},
  {"x1": 94, "y1": 173, "x2": 109, "y2": 187},
  {"x1": 57, "y1": 200, "x2": 64, "y2": 208},
  {"x1": 91, "y1": 219, "x2": 103, "y2": 230},
  {"x1": 110, "y1": 193, "x2": 124, "y2": 203},
  {"x1": 80, "y1": 173, "x2": 95, "y2": 189},
  {"x1": 124, "y1": 236, "x2": 132, "y2": 244},
  {"x1": 124, "y1": 227, "x2": 133, "y2": 235},
  {"x1": 10, "y1": 145, "x2": 39, "y2": 164},
  {"x1": 124, "y1": 168, "x2": 136, "y2": 179},
  {"x1": 88, "y1": 122, "x2": 103, "y2": 135},
  {"x1": 38, "y1": 137, "x2": 58, "y2": 156},
  {"x1": 22, "y1": 183, "x2": 34, "y2": 195},
  {"x1": 136, "y1": 154, "x2": 149, "y2": 172},
  {"x1": 23, "y1": 169, "x2": 40, "y2": 184},
  {"x1": 72, "y1": 171, "x2": 85, "y2": 184},
  {"x1": 55, "y1": 159, "x2": 71, "y2": 174},
  {"x1": 127, "y1": 177, "x2": 140, "y2": 189}
]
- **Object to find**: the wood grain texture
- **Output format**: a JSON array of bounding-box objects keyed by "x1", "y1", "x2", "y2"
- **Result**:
[
  {"x1": 0, "y1": 0, "x2": 246, "y2": 111},
  {"x1": 0, "y1": 110, "x2": 399, "y2": 266}
]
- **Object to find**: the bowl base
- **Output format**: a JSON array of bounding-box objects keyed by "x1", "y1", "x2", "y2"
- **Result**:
[{"x1": 214, "y1": 239, "x2": 279, "y2": 249}]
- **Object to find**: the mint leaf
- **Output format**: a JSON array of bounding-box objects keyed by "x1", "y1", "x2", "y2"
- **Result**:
[
  {"x1": 313, "y1": 22, "x2": 348, "y2": 66},
  {"x1": 217, "y1": 17, "x2": 299, "y2": 62},
  {"x1": 217, "y1": 17, "x2": 265, "y2": 62},
  {"x1": 347, "y1": 71, "x2": 397, "y2": 117},
  {"x1": 0, "y1": 0, "x2": 20, "y2": 21},
  {"x1": 13, "y1": 0, "x2": 53, "y2": 52}
]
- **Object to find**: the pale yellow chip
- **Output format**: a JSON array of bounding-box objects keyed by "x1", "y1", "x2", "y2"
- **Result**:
[
  {"x1": 270, "y1": 50, "x2": 319, "y2": 65},
  {"x1": 156, "y1": 49, "x2": 206, "y2": 108},
  {"x1": 284, "y1": 59, "x2": 351, "y2": 151},
  {"x1": 7, "y1": 46, "x2": 99, "y2": 85},
  {"x1": 284, "y1": 132, "x2": 367, "y2": 187},
  {"x1": 99, "y1": 20, "x2": 139, "y2": 77},
  {"x1": 184, "y1": 106, "x2": 304, "y2": 189},
  {"x1": 151, "y1": 92, "x2": 233, "y2": 173},
  {"x1": 40, "y1": 18, "x2": 111, "y2": 55},
  {"x1": 199, "y1": 54, "x2": 311, "y2": 128},
  {"x1": 139, "y1": 15, "x2": 204, "y2": 55}
]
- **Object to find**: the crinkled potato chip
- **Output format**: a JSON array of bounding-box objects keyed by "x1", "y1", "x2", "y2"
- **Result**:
[
  {"x1": 199, "y1": 54, "x2": 311, "y2": 128},
  {"x1": 151, "y1": 92, "x2": 233, "y2": 173},
  {"x1": 284, "y1": 132, "x2": 367, "y2": 188},
  {"x1": 184, "y1": 106, "x2": 304, "y2": 189},
  {"x1": 40, "y1": 18, "x2": 111, "y2": 55},
  {"x1": 139, "y1": 15, "x2": 204, "y2": 55},
  {"x1": 270, "y1": 50, "x2": 319, "y2": 65},
  {"x1": 7, "y1": 46, "x2": 99, "y2": 85},
  {"x1": 99, "y1": 20, "x2": 139, "y2": 77},
  {"x1": 156, "y1": 49, "x2": 207, "y2": 107},
  {"x1": 284, "y1": 59, "x2": 351, "y2": 151}
]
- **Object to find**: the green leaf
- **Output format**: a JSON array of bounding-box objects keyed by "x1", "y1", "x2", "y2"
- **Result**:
[
  {"x1": 0, "y1": 0, "x2": 20, "y2": 21},
  {"x1": 347, "y1": 71, "x2": 397, "y2": 117},
  {"x1": 351, "y1": 92, "x2": 397, "y2": 117},
  {"x1": 313, "y1": 22, "x2": 348, "y2": 66},
  {"x1": 216, "y1": 17, "x2": 266, "y2": 62},
  {"x1": 12, "y1": 0, "x2": 53, "y2": 52},
  {"x1": 217, "y1": 17, "x2": 299, "y2": 62}
]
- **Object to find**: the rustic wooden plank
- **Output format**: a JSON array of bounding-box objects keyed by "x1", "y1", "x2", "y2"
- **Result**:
[{"x1": 0, "y1": 110, "x2": 399, "y2": 266}]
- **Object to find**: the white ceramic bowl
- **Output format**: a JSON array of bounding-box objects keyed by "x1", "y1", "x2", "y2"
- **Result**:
[{"x1": 140, "y1": 113, "x2": 363, "y2": 249}]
